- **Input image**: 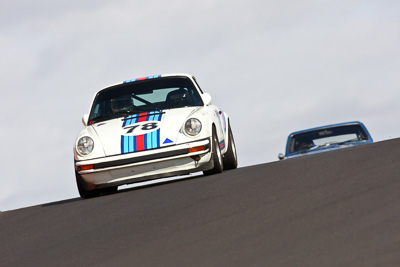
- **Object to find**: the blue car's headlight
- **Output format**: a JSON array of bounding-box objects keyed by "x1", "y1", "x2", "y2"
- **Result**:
[
  {"x1": 184, "y1": 118, "x2": 202, "y2": 136},
  {"x1": 77, "y1": 136, "x2": 94, "y2": 156}
]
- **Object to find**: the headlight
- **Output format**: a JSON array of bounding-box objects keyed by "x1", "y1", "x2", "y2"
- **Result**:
[
  {"x1": 184, "y1": 118, "x2": 202, "y2": 136},
  {"x1": 77, "y1": 136, "x2": 94, "y2": 156}
]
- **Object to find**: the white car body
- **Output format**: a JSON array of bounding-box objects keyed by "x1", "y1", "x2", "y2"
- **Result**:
[{"x1": 74, "y1": 74, "x2": 237, "y2": 198}]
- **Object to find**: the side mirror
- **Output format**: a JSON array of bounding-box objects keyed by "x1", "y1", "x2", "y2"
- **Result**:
[
  {"x1": 278, "y1": 153, "x2": 285, "y2": 160},
  {"x1": 202, "y1": 93, "x2": 212, "y2": 106},
  {"x1": 82, "y1": 114, "x2": 89, "y2": 126}
]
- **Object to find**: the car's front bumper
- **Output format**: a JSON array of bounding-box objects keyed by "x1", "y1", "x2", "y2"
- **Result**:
[{"x1": 75, "y1": 138, "x2": 212, "y2": 190}]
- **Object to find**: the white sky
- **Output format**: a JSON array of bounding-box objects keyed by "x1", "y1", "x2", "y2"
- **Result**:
[{"x1": 1, "y1": 0, "x2": 400, "y2": 211}]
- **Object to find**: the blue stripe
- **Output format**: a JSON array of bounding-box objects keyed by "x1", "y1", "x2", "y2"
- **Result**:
[
  {"x1": 123, "y1": 136, "x2": 129, "y2": 153},
  {"x1": 146, "y1": 132, "x2": 152, "y2": 149},
  {"x1": 155, "y1": 130, "x2": 158, "y2": 147},
  {"x1": 157, "y1": 129, "x2": 160, "y2": 147},
  {"x1": 147, "y1": 111, "x2": 152, "y2": 121},
  {"x1": 128, "y1": 136, "x2": 134, "y2": 152},
  {"x1": 153, "y1": 112, "x2": 159, "y2": 121},
  {"x1": 130, "y1": 115, "x2": 136, "y2": 125},
  {"x1": 152, "y1": 130, "x2": 157, "y2": 148},
  {"x1": 124, "y1": 115, "x2": 134, "y2": 127},
  {"x1": 149, "y1": 133, "x2": 152, "y2": 149},
  {"x1": 152, "y1": 131, "x2": 156, "y2": 148},
  {"x1": 129, "y1": 115, "x2": 134, "y2": 126},
  {"x1": 148, "y1": 111, "x2": 154, "y2": 121}
]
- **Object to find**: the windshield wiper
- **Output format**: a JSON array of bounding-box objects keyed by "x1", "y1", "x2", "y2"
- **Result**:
[
  {"x1": 310, "y1": 142, "x2": 332, "y2": 151},
  {"x1": 134, "y1": 107, "x2": 161, "y2": 113},
  {"x1": 122, "y1": 110, "x2": 165, "y2": 121},
  {"x1": 89, "y1": 114, "x2": 116, "y2": 124},
  {"x1": 310, "y1": 138, "x2": 360, "y2": 150},
  {"x1": 335, "y1": 138, "x2": 360, "y2": 145},
  {"x1": 113, "y1": 111, "x2": 136, "y2": 118},
  {"x1": 115, "y1": 109, "x2": 162, "y2": 118}
]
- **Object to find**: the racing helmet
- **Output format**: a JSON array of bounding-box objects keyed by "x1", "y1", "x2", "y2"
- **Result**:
[
  {"x1": 111, "y1": 95, "x2": 132, "y2": 113},
  {"x1": 166, "y1": 88, "x2": 189, "y2": 107}
]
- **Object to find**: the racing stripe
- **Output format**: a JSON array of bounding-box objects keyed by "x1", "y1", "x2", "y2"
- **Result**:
[
  {"x1": 157, "y1": 129, "x2": 161, "y2": 147},
  {"x1": 219, "y1": 140, "x2": 225, "y2": 150},
  {"x1": 152, "y1": 129, "x2": 157, "y2": 148},
  {"x1": 124, "y1": 136, "x2": 129, "y2": 152},
  {"x1": 129, "y1": 135, "x2": 134, "y2": 152},
  {"x1": 153, "y1": 111, "x2": 159, "y2": 120},
  {"x1": 138, "y1": 112, "x2": 147, "y2": 122},
  {"x1": 147, "y1": 111, "x2": 154, "y2": 121},
  {"x1": 147, "y1": 131, "x2": 153, "y2": 149},
  {"x1": 121, "y1": 111, "x2": 164, "y2": 153},
  {"x1": 136, "y1": 134, "x2": 145, "y2": 151}
]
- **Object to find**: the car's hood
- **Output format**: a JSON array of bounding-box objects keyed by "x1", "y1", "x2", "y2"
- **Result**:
[{"x1": 91, "y1": 107, "x2": 199, "y2": 156}]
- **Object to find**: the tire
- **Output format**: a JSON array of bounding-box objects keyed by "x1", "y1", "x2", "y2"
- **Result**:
[
  {"x1": 75, "y1": 170, "x2": 100, "y2": 199},
  {"x1": 223, "y1": 124, "x2": 238, "y2": 170},
  {"x1": 203, "y1": 127, "x2": 224, "y2": 175}
]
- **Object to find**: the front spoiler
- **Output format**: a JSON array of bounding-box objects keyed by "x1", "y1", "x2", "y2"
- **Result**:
[{"x1": 75, "y1": 138, "x2": 212, "y2": 190}]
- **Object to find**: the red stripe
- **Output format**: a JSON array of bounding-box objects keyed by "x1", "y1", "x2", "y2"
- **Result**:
[
  {"x1": 136, "y1": 134, "x2": 145, "y2": 151},
  {"x1": 138, "y1": 112, "x2": 148, "y2": 122}
]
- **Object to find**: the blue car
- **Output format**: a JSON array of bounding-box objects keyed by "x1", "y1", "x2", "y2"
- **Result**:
[{"x1": 278, "y1": 121, "x2": 373, "y2": 160}]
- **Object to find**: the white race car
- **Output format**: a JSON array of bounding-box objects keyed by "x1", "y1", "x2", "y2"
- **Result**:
[{"x1": 74, "y1": 74, "x2": 237, "y2": 198}]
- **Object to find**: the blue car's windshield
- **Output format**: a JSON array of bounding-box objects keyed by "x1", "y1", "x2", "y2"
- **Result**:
[
  {"x1": 88, "y1": 77, "x2": 204, "y2": 124},
  {"x1": 288, "y1": 124, "x2": 370, "y2": 154}
]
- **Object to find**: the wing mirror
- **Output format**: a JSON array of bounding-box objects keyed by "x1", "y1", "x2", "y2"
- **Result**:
[
  {"x1": 202, "y1": 93, "x2": 212, "y2": 106},
  {"x1": 278, "y1": 153, "x2": 285, "y2": 160},
  {"x1": 82, "y1": 114, "x2": 89, "y2": 126}
]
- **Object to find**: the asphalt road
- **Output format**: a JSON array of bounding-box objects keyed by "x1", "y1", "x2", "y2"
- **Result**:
[{"x1": 1, "y1": 138, "x2": 400, "y2": 267}]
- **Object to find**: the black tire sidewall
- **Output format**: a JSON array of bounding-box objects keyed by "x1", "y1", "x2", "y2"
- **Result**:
[
  {"x1": 223, "y1": 124, "x2": 238, "y2": 170},
  {"x1": 204, "y1": 127, "x2": 223, "y2": 175}
]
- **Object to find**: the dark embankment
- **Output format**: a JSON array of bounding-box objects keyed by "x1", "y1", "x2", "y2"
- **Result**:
[{"x1": 1, "y1": 138, "x2": 400, "y2": 267}]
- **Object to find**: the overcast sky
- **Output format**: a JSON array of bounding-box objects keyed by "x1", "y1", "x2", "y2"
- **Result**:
[{"x1": 1, "y1": 0, "x2": 399, "y2": 211}]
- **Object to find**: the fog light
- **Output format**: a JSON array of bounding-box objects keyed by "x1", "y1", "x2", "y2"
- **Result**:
[
  {"x1": 80, "y1": 164, "x2": 94, "y2": 171},
  {"x1": 189, "y1": 145, "x2": 204, "y2": 153}
]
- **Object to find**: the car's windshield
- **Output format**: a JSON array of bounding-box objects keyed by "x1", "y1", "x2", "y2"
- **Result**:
[
  {"x1": 88, "y1": 77, "x2": 204, "y2": 124},
  {"x1": 288, "y1": 124, "x2": 369, "y2": 154}
]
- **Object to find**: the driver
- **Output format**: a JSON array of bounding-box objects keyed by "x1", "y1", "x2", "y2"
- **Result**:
[
  {"x1": 296, "y1": 137, "x2": 313, "y2": 151},
  {"x1": 166, "y1": 88, "x2": 189, "y2": 108},
  {"x1": 110, "y1": 95, "x2": 133, "y2": 114}
]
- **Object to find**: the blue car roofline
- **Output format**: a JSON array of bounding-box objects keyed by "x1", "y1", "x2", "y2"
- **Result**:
[{"x1": 284, "y1": 121, "x2": 373, "y2": 157}]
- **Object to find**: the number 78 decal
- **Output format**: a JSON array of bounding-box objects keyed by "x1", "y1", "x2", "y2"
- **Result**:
[{"x1": 123, "y1": 121, "x2": 160, "y2": 136}]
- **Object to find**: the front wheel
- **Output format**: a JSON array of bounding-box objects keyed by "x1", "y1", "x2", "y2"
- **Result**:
[
  {"x1": 203, "y1": 128, "x2": 223, "y2": 175},
  {"x1": 223, "y1": 124, "x2": 238, "y2": 170}
]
